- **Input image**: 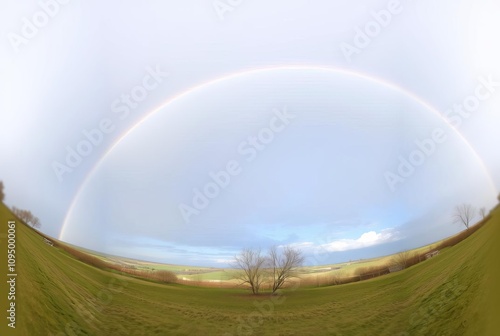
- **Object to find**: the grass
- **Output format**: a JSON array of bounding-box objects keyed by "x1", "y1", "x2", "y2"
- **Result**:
[
  {"x1": 1, "y1": 201, "x2": 498, "y2": 335},
  {"x1": 66, "y1": 238, "x2": 444, "y2": 285},
  {"x1": 57, "y1": 229, "x2": 455, "y2": 286}
]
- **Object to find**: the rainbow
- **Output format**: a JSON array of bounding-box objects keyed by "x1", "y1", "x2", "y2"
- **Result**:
[{"x1": 59, "y1": 65, "x2": 497, "y2": 240}]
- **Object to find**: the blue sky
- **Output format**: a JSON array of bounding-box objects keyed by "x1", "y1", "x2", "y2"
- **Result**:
[{"x1": 1, "y1": 0, "x2": 500, "y2": 266}]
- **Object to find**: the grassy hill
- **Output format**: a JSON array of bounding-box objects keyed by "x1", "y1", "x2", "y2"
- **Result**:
[{"x1": 1, "y1": 201, "x2": 499, "y2": 335}]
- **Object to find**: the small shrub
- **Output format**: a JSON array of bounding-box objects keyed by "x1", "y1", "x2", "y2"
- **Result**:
[
  {"x1": 151, "y1": 270, "x2": 178, "y2": 283},
  {"x1": 56, "y1": 243, "x2": 109, "y2": 270}
]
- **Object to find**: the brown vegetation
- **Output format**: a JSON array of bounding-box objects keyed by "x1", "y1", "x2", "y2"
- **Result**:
[
  {"x1": 267, "y1": 245, "x2": 305, "y2": 293},
  {"x1": 41, "y1": 237, "x2": 178, "y2": 284},
  {"x1": 354, "y1": 265, "x2": 391, "y2": 280},
  {"x1": 0, "y1": 181, "x2": 4, "y2": 202},
  {"x1": 232, "y1": 248, "x2": 267, "y2": 294},
  {"x1": 453, "y1": 203, "x2": 476, "y2": 230},
  {"x1": 12, "y1": 206, "x2": 41, "y2": 228},
  {"x1": 50, "y1": 240, "x2": 110, "y2": 269},
  {"x1": 232, "y1": 246, "x2": 305, "y2": 294},
  {"x1": 479, "y1": 207, "x2": 487, "y2": 219},
  {"x1": 24, "y1": 204, "x2": 492, "y2": 291},
  {"x1": 435, "y1": 214, "x2": 490, "y2": 250},
  {"x1": 302, "y1": 216, "x2": 491, "y2": 288},
  {"x1": 118, "y1": 268, "x2": 178, "y2": 284}
]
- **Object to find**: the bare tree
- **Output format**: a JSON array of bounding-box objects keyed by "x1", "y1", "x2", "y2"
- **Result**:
[
  {"x1": 31, "y1": 216, "x2": 41, "y2": 229},
  {"x1": 12, "y1": 207, "x2": 41, "y2": 229},
  {"x1": 479, "y1": 207, "x2": 487, "y2": 219},
  {"x1": 267, "y1": 246, "x2": 304, "y2": 294},
  {"x1": 0, "y1": 181, "x2": 4, "y2": 202},
  {"x1": 453, "y1": 204, "x2": 476, "y2": 230},
  {"x1": 233, "y1": 248, "x2": 266, "y2": 294}
]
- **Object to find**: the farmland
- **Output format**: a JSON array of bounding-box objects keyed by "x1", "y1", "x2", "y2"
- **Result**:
[{"x1": 0, "y1": 201, "x2": 498, "y2": 335}]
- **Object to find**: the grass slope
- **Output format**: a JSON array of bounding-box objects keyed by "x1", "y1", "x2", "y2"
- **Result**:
[{"x1": 1, "y1": 202, "x2": 498, "y2": 335}]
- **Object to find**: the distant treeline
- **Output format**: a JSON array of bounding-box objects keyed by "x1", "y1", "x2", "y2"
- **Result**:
[
  {"x1": 303, "y1": 215, "x2": 491, "y2": 288},
  {"x1": 36, "y1": 232, "x2": 178, "y2": 284},
  {"x1": 29, "y1": 212, "x2": 491, "y2": 289}
]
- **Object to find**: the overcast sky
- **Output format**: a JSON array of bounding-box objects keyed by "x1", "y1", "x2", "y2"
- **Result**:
[{"x1": 1, "y1": 0, "x2": 499, "y2": 266}]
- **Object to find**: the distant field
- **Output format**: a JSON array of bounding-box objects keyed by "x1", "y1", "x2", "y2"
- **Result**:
[
  {"x1": 1, "y1": 201, "x2": 498, "y2": 335},
  {"x1": 70, "y1": 235, "x2": 443, "y2": 284}
]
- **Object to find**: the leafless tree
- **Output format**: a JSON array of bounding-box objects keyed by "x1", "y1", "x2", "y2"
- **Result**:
[
  {"x1": 0, "y1": 181, "x2": 4, "y2": 202},
  {"x1": 31, "y1": 217, "x2": 41, "y2": 229},
  {"x1": 479, "y1": 207, "x2": 487, "y2": 219},
  {"x1": 267, "y1": 246, "x2": 304, "y2": 294},
  {"x1": 233, "y1": 248, "x2": 266, "y2": 294},
  {"x1": 12, "y1": 207, "x2": 41, "y2": 229},
  {"x1": 453, "y1": 204, "x2": 476, "y2": 230}
]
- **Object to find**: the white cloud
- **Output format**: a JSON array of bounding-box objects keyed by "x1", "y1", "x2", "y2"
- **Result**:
[
  {"x1": 291, "y1": 228, "x2": 404, "y2": 255},
  {"x1": 290, "y1": 229, "x2": 402, "y2": 255},
  {"x1": 214, "y1": 258, "x2": 234, "y2": 264},
  {"x1": 319, "y1": 229, "x2": 401, "y2": 252}
]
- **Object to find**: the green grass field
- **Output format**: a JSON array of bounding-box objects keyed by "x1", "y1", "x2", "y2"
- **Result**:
[
  {"x1": 70, "y1": 237, "x2": 443, "y2": 284},
  {"x1": 1, "y1": 201, "x2": 499, "y2": 335}
]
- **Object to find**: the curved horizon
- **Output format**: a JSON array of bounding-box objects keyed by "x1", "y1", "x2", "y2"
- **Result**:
[
  {"x1": 59, "y1": 66, "x2": 497, "y2": 268},
  {"x1": 60, "y1": 65, "x2": 497, "y2": 242}
]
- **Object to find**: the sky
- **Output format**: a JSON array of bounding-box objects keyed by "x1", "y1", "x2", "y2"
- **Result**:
[{"x1": 1, "y1": 0, "x2": 499, "y2": 267}]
